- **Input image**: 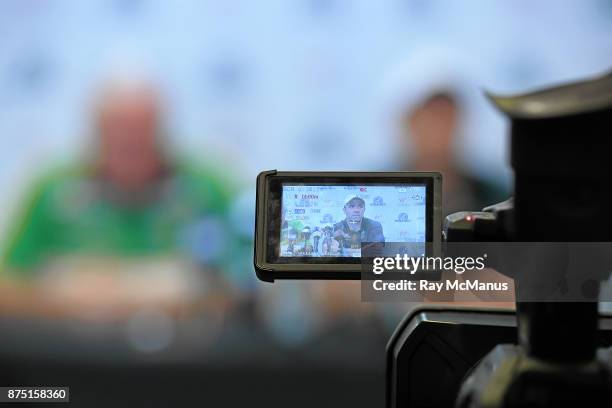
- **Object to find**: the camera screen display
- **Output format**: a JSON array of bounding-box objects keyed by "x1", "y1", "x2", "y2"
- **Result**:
[
  {"x1": 280, "y1": 184, "x2": 427, "y2": 258},
  {"x1": 254, "y1": 171, "x2": 440, "y2": 281}
]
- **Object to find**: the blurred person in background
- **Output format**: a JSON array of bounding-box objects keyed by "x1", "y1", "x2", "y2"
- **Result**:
[
  {"x1": 381, "y1": 49, "x2": 509, "y2": 216},
  {"x1": 0, "y1": 78, "x2": 246, "y2": 322},
  {"x1": 400, "y1": 90, "x2": 515, "y2": 307},
  {"x1": 399, "y1": 89, "x2": 507, "y2": 215},
  {"x1": 370, "y1": 51, "x2": 515, "y2": 329}
]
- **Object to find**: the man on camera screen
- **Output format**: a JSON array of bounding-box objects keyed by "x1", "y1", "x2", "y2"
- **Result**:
[{"x1": 333, "y1": 195, "x2": 385, "y2": 255}]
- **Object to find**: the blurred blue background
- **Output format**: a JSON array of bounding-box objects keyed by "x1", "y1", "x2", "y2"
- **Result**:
[
  {"x1": 2, "y1": 0, "x2": 612, "y2": 223},
  {"x1": 1, "y1": 1, "x2": 612, "y2": 406}
]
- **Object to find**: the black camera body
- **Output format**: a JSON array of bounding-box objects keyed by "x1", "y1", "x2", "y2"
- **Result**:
[{"x1": 450, "y1": 72, "x2": 612, "y2": 407}]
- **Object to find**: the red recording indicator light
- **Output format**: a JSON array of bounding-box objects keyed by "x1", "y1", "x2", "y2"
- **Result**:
[{"x1": 466, "y1": 215, "x2": 473, "y2": 222}]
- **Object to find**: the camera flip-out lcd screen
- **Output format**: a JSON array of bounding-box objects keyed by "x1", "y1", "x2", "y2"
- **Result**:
[
  {"x1": 280, "y1": 184, "x2": 427, "y2": 258},
  {"x1": 254, "y1": 171, "x2": 442, "y2": 281}
]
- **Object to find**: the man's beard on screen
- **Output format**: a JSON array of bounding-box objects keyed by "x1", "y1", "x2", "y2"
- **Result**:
[{"x1": 347, "y1": 215, "x2": 362, "y2": 228}]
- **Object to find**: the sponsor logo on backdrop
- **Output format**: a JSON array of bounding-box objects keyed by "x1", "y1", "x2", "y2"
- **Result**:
[
  {"x1": 371, "y1": 196, "x2": 385, "y2": 206},
  {"x1": 321, "y1": 214, "x2": 334, "y2": 224},
  {"x1": 398, "y1": 230, "x2": 411, "y2": 238},
  {"x1": 396, "y1": 213, "x2": 410, "y2": 222}
]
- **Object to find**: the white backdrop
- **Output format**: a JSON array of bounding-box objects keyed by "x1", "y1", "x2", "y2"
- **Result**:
[{"x1": 1, "y1": 0, "x2": 612, "y2": 239}]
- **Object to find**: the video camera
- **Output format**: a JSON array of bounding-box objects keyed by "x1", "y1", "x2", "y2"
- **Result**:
[{"x1": 254, "y1": 70, "x2": 612, "y2": 407}]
